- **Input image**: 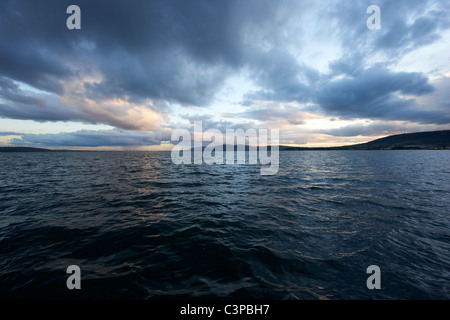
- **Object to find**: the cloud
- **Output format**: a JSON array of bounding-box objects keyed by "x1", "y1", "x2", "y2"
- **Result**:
[
  {"x1": 243, "y1": 50, "x2": 317, "y2": 104},
  {"x1": 0, "y1": 0, "x2": 449, "y2": 148},
  {"x1": 231, "y1": 104, "x2": 308, "y2": 125},
  {"x1": 323, "y1": 0, "x2": 450, "y2": 61},
  {"x1": 0, "y1": 76, "x2": 166, "y2": 130},
  {"x1": 313, "y1": 68, "x2": 450, "y2": 124},
  {"x1": 176, "y1": 114, "x2": 258, "y2": 134},
  {"x1": 375, "y1": 7, "x2": 450, "y2": 56},
  {"x1": 418, "y1": 76, "x2": 450, "y2": 110},
  {"x1": 0, "y1": 131, "x2": 23, "y2": 136},
  {"x1": 0, "y1": 1, "x2": 74, "y2": 95},
  {"x1": 0, "y1": 0, "x2": 300, "y2": 107},
  {"x1": 9, "y1": 129, "x2": 172, "y2": 148},
  {"x1": 0, "y1": 0, "x2": 311, "y2": 131},
  {"x1": 0, "y1": 76, "x2": 85, "y2": 122},
  {"x1": 318, "y1": 122, "x2": 410, "y2": 137}
]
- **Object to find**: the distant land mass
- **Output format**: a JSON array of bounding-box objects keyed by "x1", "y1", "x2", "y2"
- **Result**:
[{"x1": 1, "y1": 130, "x2": 449, "y2": 152}]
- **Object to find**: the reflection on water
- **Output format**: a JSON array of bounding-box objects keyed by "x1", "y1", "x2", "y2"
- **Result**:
[{"x1": 0, "y1": 150, "x2": 449, "y2": 299}]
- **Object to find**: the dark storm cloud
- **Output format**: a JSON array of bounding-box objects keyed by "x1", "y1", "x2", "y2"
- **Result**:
[
  {"x1": 374, "y1": 4, "x2": 450, "y2": 55},
  {"x1": 0, "y1": 0, "x2": 74, "y2": 94},
  {"x1": 78, "y1": 0, "x2": 310, "y2": 108},
  {"x1": 317, "y1": 68, "x2": 433, "y2": 117},
  {"x1": 0, "y1": 0, "x2": 449, "y2": 133},
  {"x1": 328, "y1": 52, "x2": 366, "y2": 77},
  {"x1": 0, "y1": 77, "x2": 47, "y2": 108},
  {"x1": 0, "y1": 76, "x2": 84, "y2": 121},
  {"x1": 1, "y1": 0, "x2": 287, "y2": 106},
  {"x1": 323, "y1": 0, "x2": 450, "y2": 60},
  {"x1": 244, "y1": 50, "x2": 319, "y2": 103},
  {"x1": 314, "y1": 68, "x2": 443, "y2": 123},
  {"x1": 0, "y1": 0, "x2": 304, "y2": 111}
]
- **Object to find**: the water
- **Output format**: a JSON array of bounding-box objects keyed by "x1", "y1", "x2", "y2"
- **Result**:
[{"x1": 0, "y1": 150, "x2": 449, "y2": 299}]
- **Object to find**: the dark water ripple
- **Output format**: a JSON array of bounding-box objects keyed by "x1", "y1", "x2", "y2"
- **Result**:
[{"x1": 0, "y1": 150, "x2": 449, "y2": 299}]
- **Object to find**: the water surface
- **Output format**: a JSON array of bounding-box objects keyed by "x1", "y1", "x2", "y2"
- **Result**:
[{"x1": 0, "y1": 150, "x2": 449, "y2": 299}]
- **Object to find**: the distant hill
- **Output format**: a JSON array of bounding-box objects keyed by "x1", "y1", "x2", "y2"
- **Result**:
[
  {"x1": 283, "y1": 130, "x2": 450, "y2": 150},
  {"x1": 0, "y1": 147, "x2": 53, "y2": 152}
]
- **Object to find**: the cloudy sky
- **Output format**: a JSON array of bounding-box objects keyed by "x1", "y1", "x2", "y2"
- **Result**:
[{"x1": 0, "y1": 0, "x2": 449, "y2": 149}]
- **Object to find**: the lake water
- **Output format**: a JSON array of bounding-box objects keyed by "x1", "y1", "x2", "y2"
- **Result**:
[{"x1": 0, "y1": 150, "x2": 449, "y2": 299}]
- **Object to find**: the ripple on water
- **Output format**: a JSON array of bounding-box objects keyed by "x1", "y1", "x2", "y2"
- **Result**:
[{"x1": 0, "y1": 150, "x2": 449, "y2": 299}]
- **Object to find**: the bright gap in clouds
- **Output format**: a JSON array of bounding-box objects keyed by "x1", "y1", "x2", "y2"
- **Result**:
[{"x1": 393, "y1": 29, "x2": 450, "y2": 76}]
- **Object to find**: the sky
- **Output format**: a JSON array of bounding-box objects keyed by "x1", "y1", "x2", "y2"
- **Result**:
[{"x1": 0, "y1": 0, "x2": 449, "y2": 150}]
